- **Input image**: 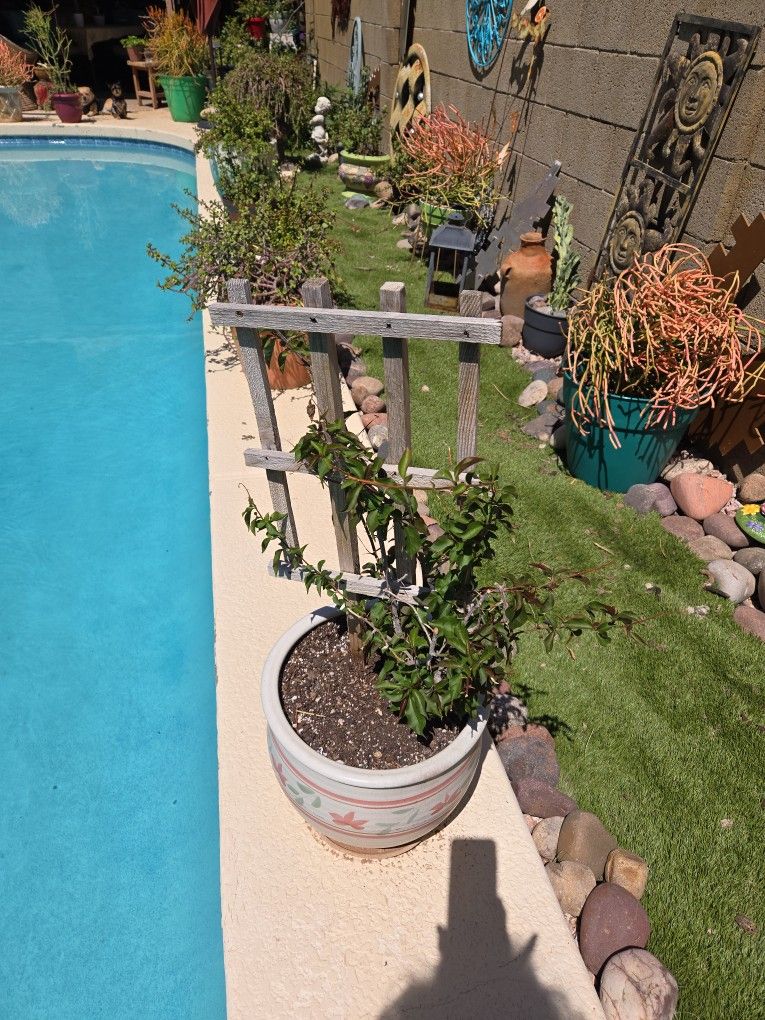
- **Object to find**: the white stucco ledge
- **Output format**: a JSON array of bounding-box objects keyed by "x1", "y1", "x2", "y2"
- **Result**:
[{"x1": 1, "y1": 108, "x2": 605, "y2": 1018}]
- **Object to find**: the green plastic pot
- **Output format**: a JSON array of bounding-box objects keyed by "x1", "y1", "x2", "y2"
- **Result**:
[
  {"x1": 562, "y1": 373, "x2": 698, "y2": 493},
  {"x1": 420, "y1": 202, "x2": 457, "y2": 235},
  {"x1": 158, "y1": 74, "x2": 207, "y2": 123}
]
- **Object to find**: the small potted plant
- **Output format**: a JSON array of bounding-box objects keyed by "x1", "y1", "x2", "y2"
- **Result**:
[
  {"x1": 523, "y1": 195, "x2": 581, "y2": 357},
  {"x1": 0, "y1": 39, "x2": 33, "y2": 123},
  {"x1": 144, "y1": 6, "x2": 208, "y2": 123},
  {"x1": 394, "y1": 105, "x2": 508, "y2": 236},
  {"x1": 246, "y1": 420, "x2": 634, "y2": 852},
  {"x1": 330, "y1": 70, "x2": 388, "y2": 194},
  {"x1": 235, "y1": 0, "x2": 270, "y2": 41},
  {"x1": 564, "y1": 243, "x2": 764, "y2": 492},
  {"x1": 121, "y1": 35, "x2": 147, "y2": 62},
  {"x1": 23, "y1": 4, "x2": 81, "y2": 123}
]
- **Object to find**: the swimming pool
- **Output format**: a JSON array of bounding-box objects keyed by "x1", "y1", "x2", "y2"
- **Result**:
[{"x1": 0, "y1": 138, "x2": 226, "y2": 1018}]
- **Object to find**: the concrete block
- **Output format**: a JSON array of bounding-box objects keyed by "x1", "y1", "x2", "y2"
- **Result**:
[
  {"x1": 685, "y1": 158, "x2": 747, "y2": 242},
  {"x1": 717, "y1": 68, "x2": 765, "y2": 163}
]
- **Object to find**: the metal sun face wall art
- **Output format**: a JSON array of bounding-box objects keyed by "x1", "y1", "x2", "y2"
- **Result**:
[
  {"x1": 594, "y1": 15, "x2": 760, "y2": 279},
  {"x1": 466, "y1": 0, "x2": 512, "y2": 72}
]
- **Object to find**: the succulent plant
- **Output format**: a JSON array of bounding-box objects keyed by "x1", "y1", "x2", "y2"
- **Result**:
[{"x1": 549, "y1": 195, "x2": 581, "y2": 312}]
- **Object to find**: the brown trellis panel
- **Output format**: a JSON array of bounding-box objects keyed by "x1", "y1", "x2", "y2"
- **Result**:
[
  {"x1": 593, "y1": 14, "x2": 761, "y2": 279},
  {"x1": 212, "y1": 279, "x2": 501, "y2": 601}
]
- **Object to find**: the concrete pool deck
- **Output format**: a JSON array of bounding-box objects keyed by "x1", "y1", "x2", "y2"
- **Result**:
[{"x1": 2, "y1": 106, "x2": 605, "y2": 1019}]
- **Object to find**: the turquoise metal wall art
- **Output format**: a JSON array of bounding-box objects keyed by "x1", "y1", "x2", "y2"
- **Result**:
[{"x1": 466, "y1": 0, "x2": 512, "y2": 71}]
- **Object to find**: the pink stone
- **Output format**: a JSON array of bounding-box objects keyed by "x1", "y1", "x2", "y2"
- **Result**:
[
  {"x1": 670, "y1": 473, "x2": 734, "y2": 521},
  {"x1": 511, "y1": 777, "x2": 576, "y2": 818},
  {"x1": 733, "y1": 605, "x2": 765, "y2": 642},
  {"x1": 660, "y1": 515, "x2": 703, "y2": 542},
  {"x1": 600, "y1": 948, "x2": 678, "y2": 1020},
  {"x1": 579, "y1": 883, "x2": 650, "y2": 976},
  {"x1": 361, "y1": 412, "x2": 387, "y2": 429},
  {"x1": 361, "y1": 394, "x2": 386, "y2": 414}
]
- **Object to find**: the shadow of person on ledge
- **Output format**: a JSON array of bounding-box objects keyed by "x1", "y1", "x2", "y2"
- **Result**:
[{"x1": 378, "y1": 839, "x2": 570, "y2": 1020}]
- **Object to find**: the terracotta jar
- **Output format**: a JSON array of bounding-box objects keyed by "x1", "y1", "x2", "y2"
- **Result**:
[{"x1": 499, "y1": 231, "x2": 552, "y2": 318}]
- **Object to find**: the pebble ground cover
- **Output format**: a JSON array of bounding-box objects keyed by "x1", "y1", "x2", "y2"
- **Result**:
[{"x1": 320, "y1": 170, "x2": 765, "y2": 1019}]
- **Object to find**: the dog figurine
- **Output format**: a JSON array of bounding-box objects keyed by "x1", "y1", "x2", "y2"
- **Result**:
[
  {"x1": 78, "y1": 86, "x2": 98, "y2": 116},
  {"x1": 108, "y1": 82, "x2": 128, "y2": 119}
]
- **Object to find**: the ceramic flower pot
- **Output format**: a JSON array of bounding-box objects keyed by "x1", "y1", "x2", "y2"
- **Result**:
[
  {"x1": 157, "y1": 74, "x2": 207, "y2": 123},
  {"x1": 52, "y1": 93, "x2": 83, "y2": 124},
  {"x1": 420, "y1": 201, "x2": 457, "y2": 237},
  {"x1": 0, "y1": 86, "x2": 23, "y2": 123},
  {"x1": 337, "y1": 151, "x2": 390, "y2": 195},
  {"x1": 500, "y1": 232, "x2": 552, "y2": 319},
  {"x1": 262, "y1": 606, "x2": 488, "y2": 852},
  {"x1": 523, "y1": 294, "x2": 568, "y2": 358},
  {"x1": 562, "y1": 372, "x2": 698, "y2": 492},
  {"x1": 246, "y1": 16, "x2": 268, "y2": 40},
  {"x1": 126, "y1": 44, "x2": 146, "y2": 62}
]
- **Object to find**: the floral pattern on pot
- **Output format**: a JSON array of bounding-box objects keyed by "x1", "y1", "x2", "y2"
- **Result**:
[{"x1": 262, "y1": 607, "x2": 488, "y2": 850}]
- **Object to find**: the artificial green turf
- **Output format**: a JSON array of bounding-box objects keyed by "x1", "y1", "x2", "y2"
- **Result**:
[{"x1": 321, "y1": 172, "x2": 765, "y2": 1019}]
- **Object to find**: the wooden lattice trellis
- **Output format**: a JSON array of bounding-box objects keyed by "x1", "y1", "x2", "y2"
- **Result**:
[{"x1": 209, "y1": 280, "x2": 500, "y2": 631}]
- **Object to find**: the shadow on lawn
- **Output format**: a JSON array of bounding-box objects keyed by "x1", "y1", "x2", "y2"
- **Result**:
[{"x1": 378, "y1": 839, "x2": 571, "y2": 1020}]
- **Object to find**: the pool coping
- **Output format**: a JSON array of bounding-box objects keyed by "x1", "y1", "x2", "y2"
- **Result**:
[{"x1": 1, "y1": 112, "x2": 606, "y2": 1019}]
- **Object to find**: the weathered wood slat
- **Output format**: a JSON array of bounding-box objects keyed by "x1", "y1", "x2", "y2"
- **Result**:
[
  {"x1": 301, "y1": 278, "x2": 362, "y2": 653},
  {"x1": 243, "y1": 447, "x2": 478, "y2": 489},
  {"x1": 226, "y1": 278, "x2": 298, "y2": 548},
  {"x1": 379, "y1": 281, "x2": 414, "y2": 583},
  {"x1": 267, "y1": 561, "x2": 427, "y2": 604},
  {"x1": 456, "y1": 290, "x2": 483, "y2": 461},
  {"x1": 209, "y1": 300, "x2": 502, "y2": 345}
]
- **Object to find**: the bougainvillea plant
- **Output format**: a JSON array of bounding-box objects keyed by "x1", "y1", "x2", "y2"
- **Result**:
[
  {"x1": 243, "y1": 419, "x2": 639, "y2": 735},
  {"x1": 566, "y1": 243, "x2": 765, "y2": 447}
]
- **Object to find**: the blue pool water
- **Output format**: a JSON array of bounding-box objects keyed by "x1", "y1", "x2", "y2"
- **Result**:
[{"x1": 0, "y1": 139, "x2": 226, "y2": 1018}]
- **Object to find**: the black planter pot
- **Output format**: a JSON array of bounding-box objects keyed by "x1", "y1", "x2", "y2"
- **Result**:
[{"x1": 523, "y1": 294, "x2": 568, "y2": 358}]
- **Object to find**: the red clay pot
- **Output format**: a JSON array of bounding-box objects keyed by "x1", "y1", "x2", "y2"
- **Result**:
[
  {"x1": 52, "y1": 93, "x2": 83, "y2": 124},
  {"x1": 246, "y1": 16, "x2": 268, "y2": 40}
]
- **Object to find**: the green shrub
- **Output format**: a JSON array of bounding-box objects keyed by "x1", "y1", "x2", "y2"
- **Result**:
[
  {"x1": 326, "y1": 70, "x2": 383, "y2": 156},
  {"x1": 221, "y1": 49, "x2": 315, "y2": 160},
  {"x1": 217, "y1": 16, "x2": 251, "y2": 68},
  {"x1": 148, "y1": 178, "x2": 343, "y2": 311},
  {"x1": 196, "y1": 72, "x2": 277, "y2": 202}
]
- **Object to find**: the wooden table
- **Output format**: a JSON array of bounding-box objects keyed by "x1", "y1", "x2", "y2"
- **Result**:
[{"x1": 127, "y1": 60, "x2": 164, "y2": 109}]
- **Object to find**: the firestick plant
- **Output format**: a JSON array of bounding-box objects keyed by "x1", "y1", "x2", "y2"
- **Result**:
[{"x1": 244, "y1": 419, "x2": 639, "y2": 736}]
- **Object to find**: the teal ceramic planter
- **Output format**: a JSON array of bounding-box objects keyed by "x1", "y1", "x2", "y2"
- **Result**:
[{"x1": 562, "y1": 373, "x2": 698, "y2": 493}]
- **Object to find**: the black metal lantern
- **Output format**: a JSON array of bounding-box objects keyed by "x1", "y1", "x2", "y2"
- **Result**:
[{"x1": 424, "y1": 213, "x2": 477, "y2": 310}]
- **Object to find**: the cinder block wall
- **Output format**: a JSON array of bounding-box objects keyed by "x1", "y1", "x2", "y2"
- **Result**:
[{"x1": 305, "y1": 0, "x2": 765, "y2": 318}]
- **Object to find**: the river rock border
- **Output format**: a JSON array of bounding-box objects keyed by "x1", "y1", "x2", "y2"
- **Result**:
[
  {"x1": 490, "y1": 693, "x2": 680, "y2": 1019},
  {"x1": 513, "y1": 354, "x2": 765, "y2": 643}
]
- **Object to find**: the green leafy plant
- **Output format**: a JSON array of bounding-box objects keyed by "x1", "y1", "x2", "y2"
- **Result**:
[
  {"x1": 218, "y1": 49, "x2": 314, "y2": 161},
  {"x1": 392, "y1": 105, "x2": 508, "y2": 220},
  {"x1": 244, "y1": 419, "x2": 639, "y2": 736},
  {"x1": 143, "y1": 6, "x2": 208, "y2": 78},
  {"x1": 548, "y1": 195, "x2": 580, "y2": 312},
  {"x1": 326, "y1": 69, "x2": 383, "y2": 156},
  {"x1": 218, "y1": 16, "x2": 252, "y2": 66},
  {"x1": 120, "y1": 35, "x2": 146, "y2": 50},
  {"x1": 23, "y1": 5, "x2": 76, "y2": 93},
  {"x1": 196, "y1": 71, "x2": 277, "y2": 203},
  {"x1": 235, "y1": 0, "x2": 272, "y2": 17},
  {"x1": 147, "y1": 177, "x2": 342, "y2": 312},
  {"x1": 566, "y1": 243, "x2": 765, "y2": 447}
]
